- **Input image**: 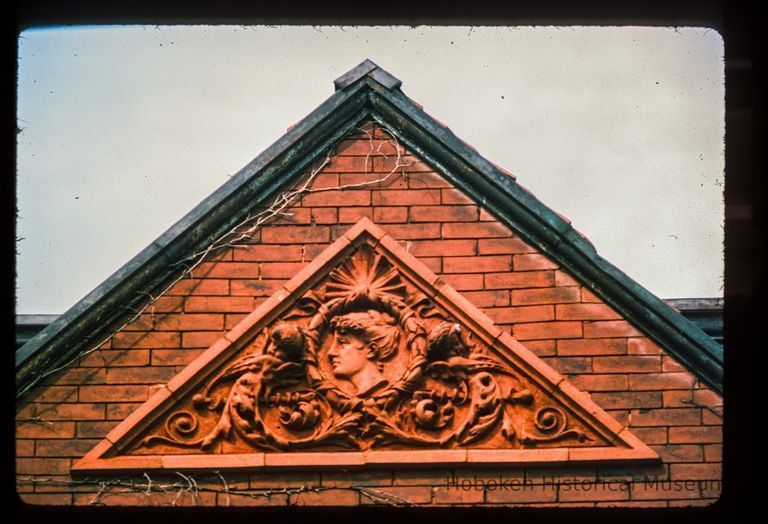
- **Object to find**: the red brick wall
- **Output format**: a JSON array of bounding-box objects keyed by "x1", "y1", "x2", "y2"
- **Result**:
[{"x1": 16, "y1": 123, "x2": 722, "y2": 507}]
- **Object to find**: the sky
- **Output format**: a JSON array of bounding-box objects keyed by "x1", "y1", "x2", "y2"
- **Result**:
[{"x1": 15, "y1": 25, "x2": 724, "y2": 315}]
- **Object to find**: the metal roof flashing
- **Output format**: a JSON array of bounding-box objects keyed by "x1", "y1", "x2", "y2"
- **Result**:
[{"x1": 334, "y1": 59, "x2": 402, "y2": 91}]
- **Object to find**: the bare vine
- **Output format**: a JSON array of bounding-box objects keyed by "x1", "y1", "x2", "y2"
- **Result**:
[
  {"x1": 16, "y1": 473, "x2": 417, "y2": 507},
  {"x1": 18, "y1": 123, "x2": 412, "y2": 400},
  {"x1": 679, "y1": 377, "x2": 723, "y2": 418}
]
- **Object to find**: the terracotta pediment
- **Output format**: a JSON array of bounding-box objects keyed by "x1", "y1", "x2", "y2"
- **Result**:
[{"x1": 73, "y1": 218, "x2": 657, "y2": 473}]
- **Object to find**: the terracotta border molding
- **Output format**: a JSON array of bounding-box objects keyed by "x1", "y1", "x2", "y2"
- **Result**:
[{"x1": 73, "y1": 218, "x2": 658, "y2": 474}]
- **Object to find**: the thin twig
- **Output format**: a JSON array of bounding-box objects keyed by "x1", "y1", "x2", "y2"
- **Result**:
[
  {"x1": 679, "y1": 377, "x2": 723, "y2": 418},
  {"x1": 215, "y1": 471, "x2": 230, "y2": 507},
  {"x1": 16, "y1": 416, "x2": 54, "y2": 427},
  {"x1": 357, "y1": 487, "x2": 413, "y2": 506}
]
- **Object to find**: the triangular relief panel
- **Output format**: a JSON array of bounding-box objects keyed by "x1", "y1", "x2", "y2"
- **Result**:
[{"x1": 74, "y1": 218, "x2": 657, "y2": 473}]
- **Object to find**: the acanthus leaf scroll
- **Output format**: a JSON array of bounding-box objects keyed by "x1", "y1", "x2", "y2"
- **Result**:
[{"x1": 135, "y1": 245, "x2": 599, "y2": 454}]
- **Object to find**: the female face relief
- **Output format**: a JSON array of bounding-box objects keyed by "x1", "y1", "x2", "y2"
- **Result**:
[{"x1": 327, "y1": 310, "x2": 399, "y2": 397}]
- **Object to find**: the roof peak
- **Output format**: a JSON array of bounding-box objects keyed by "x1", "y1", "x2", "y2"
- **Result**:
[
  {"x1": 333, "y1": 59, "x2": 402, "y2": 91},
  {"x1": 16, "y1": 60, "x2": 722, "y2": 398}
]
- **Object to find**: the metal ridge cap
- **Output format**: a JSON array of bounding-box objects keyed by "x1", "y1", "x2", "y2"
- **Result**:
[{"x1": 334, "y1": 59, "x2": 402, "y2": 91}]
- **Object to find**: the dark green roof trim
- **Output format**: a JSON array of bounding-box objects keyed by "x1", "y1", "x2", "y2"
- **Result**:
[
  {"x1": 333, "y1": 58, "x2": 377, "y2": 90},
  {"x1": 16, "y1": 60, "x2": 723, "y2": 399},
  {"x1": 16, "y1": 75, "x2": 371, "y2": 396},
  {"x1": 15, "y1": 315, "x2": 60, "y2": 350},
  {"x1": 664, "y1": 299, "x2": 724, "y2": 345},
  {"x1": 333, "y1": 59, "x2": 402, "y2": 91},
  {"x1": 364, "y1": 82, "x2": 722, "y2": 393}
]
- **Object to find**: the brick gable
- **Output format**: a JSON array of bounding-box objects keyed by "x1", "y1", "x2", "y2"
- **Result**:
[{"x1": 16, "y1": 122, "x2": 721, "y2": 507}]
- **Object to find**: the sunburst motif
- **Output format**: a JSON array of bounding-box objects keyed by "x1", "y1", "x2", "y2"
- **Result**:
[{"x1": 325, "y1": 246, "x2": 406, "y2": 307}]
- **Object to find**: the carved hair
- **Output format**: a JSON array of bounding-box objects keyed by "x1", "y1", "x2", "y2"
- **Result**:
[{"x1": 329, "y1": 309, "x2": 400, "y2": 362}]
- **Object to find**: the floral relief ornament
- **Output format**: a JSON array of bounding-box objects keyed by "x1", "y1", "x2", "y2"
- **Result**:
[{"x1": 138, "y1": 246, "x2": 594, "y2": 453}]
